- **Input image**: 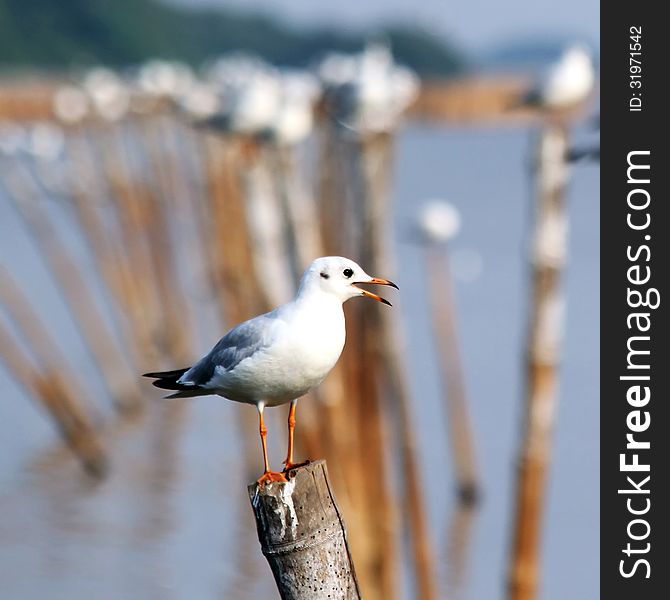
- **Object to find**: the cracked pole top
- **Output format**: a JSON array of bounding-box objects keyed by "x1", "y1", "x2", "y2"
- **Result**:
[{"x1": 248, "y1": 460, "x2": 362, "y2": 600}]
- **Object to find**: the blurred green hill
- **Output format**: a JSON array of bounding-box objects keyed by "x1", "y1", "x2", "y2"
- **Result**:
[{"x1": 0, "y1": 0, "x2": 465, "y2": 75}]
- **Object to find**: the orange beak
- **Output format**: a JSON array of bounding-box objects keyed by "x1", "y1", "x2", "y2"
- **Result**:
[{"x1": 353, "y1": 277, "x2": 399, "y2": 306}]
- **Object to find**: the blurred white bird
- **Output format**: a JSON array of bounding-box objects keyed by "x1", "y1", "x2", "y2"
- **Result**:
[
  {"x1": 318, "y1": 42, "x2": 419, "y2": 133},
  {"x1": 516, "y1": 43, "x2": 595, "y2": 111},
  {"x1": 261, "y1": 72, "x2": 320, "y2": 145}
]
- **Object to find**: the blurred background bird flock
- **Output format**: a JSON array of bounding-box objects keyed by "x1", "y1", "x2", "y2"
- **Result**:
[{"x1": 0, "y1": 1, "x2": 599, "y2": 599}]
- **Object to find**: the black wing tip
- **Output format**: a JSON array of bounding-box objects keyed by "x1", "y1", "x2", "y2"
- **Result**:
[{"x1": 380, "y1": 298, "x2": 393, "y2": 307}]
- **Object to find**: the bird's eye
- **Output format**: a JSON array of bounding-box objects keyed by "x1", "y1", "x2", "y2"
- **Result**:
[
  {"x1": 320, "y1": 272, "x2": 330, "y2": 279},
  {"x1": 343, "y1": 268, "x2": 354, "y2": 278}
]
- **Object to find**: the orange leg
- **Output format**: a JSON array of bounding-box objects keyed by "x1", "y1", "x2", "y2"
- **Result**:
[
  {"x1": 256, "y1": 403, "x2": 286, "y2": 485},
  {"x1": 283, "y1": 399, "x2": 309, "y2": 472}
]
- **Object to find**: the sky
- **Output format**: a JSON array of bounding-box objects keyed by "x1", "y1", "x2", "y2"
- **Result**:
[{"x1": 169, "y1": 0, "x2": 600, "y2": 55}]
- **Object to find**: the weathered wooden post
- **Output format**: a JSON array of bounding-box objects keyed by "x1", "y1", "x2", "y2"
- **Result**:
[
  {"x1": 507, "y1": 123, "x2": 570, "y2": 600},
  {"x1": 248, "y1": 461, "x2": 362, "y2": 600}
]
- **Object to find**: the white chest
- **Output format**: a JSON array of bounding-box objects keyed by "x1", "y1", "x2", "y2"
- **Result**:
[{"x1": 284, "y1": 302, "x2": 346, "y2": 381}]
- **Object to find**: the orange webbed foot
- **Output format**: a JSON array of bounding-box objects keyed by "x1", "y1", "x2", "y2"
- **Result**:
[{"x1": 257, "y1": 470, "x2": 288, "y2": 486}]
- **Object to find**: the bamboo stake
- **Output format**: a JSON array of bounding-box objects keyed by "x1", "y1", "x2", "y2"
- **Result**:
[
  {"x1": 0, "y1": 265, "x2": 91, "y2": 406},
  {"x1": 201, "y1": 133, "x2": 269, "y2": 483},
  {"x1": 248, "y1": 460, "x2": 362, "y2": 600},
  {"x1": 270, "y1": 144, "x2": 323, "y2": 284},
  {"x1": 0, "y1": 319, "x2": 107, "y2": 478},
  {"x1": 1, "y1": 159, "x2": 143, "y2": 415},
  {"x1": 96, "y1": 123, "x2": 168, "y2": 358},
  {"x1": 444, "y1": 504, "x2": 477, "y2": 600},
  {"x1": 240, "y1": 144, "x2": 294, "y2": 307},
  {"x1": 64, "y1": 132, "x2": 157, "y2": 365},
  {"x1": 353, "y1": 132, "x2": 438, "y2": 600},
  {"x1": 425, "y1": 246, "x2": 480, "y2": 504},
  {"x1": 507, "y1": 123, "x2": 570, "y2": 600},
  {"x1": 130, "y1": 114, "x2": 197, "y2": 363}
]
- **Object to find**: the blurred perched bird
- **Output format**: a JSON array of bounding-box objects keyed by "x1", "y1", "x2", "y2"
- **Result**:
[
  {"x1": 144, "y1": 257, "x2": 397, "y2": 484},
  {"x1": 194, "y1": 58, "x2": 320, "y2": 144},
  {"x1": 318, "y1": 42, "x2": 419, "y2": 133},
  {"x1": 514, "y1": 43, "x2": 595, "y2": 111}
]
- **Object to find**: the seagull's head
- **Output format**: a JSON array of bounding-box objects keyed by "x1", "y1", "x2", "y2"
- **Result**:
[{"x1": 299, "y1": 256, "x2": 398, "y2": 305}]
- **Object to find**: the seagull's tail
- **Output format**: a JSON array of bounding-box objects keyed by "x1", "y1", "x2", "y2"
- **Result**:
[{"x1": 142, "y1": 368, "x2": 206, "y2": 399}]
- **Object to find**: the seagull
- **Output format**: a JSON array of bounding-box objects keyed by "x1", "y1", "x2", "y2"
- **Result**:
[
  {"x1": 515, "y1": 43, "x2": 595, "y2": 112},
  {"x1": 143, "y1": 257, "x2": 397, "y2": 484}
]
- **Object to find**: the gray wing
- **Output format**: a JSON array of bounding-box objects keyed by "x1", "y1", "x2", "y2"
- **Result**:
[{"x1": 179, "y1": 313, "x2": 280, "y2": 387}]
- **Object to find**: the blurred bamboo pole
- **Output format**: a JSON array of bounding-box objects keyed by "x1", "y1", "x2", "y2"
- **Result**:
[
  {"x1": 0, "y1": 266, "x2": 92, "y2": 407},
  {"x1": 96, "y1": 123, "x2": 169, "y2": 360},
  {"x1": 270, "y1": 144, "x2": 323, "y2": 284},
  {"x1": 330, "y1": 133, "x2": 394, "y2": 600},
  {"x1": 1, "y1": 159, "x2": 143, "y2": 415},
  {"x1": 64, "y1": 132, "x2": 157, "y2": 365},
  {"x1": 201, "y1": 133, "x2": 270, "y2": 483},
  {"x1": 355, "y1": 132, "x2": 438, "y2": 600},
  {"x1": 507, "y1": 123, "x2": 570, "y2": 600},
  {"x1": 312, "y1": 123, "x2": 366, "y2": 521},
  {"x1": 265, "y1": 141, "x2": 331, "y2": 470},
  {"x1": 0, "y1": 319, "x2": 107, "y2": 477},
  {"x1": 425, "y1": 246, "x2": 480, "y2": 504},
  {"x1": 241, "y1": 144, "x2": 293, "y2": 307},
  {"x1": 444, "y1": 504, "x2": 477, "y2": 600}
]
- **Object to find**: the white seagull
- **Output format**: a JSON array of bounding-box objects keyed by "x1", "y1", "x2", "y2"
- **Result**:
[
  {"x1": 517, "y1": 43, "x2": 595, "y2": 111},
  {"x1": 144, "y1": 257, "x2": 397, "y2": 484}
]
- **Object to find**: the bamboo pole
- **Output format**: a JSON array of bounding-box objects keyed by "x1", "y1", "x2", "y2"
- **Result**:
[
  {"x1": 1, "y1": 159, "x2": 143, "y2": 415},
  {"x1": 0, "y1": 265, "x2": 92, "y2": 407},
  {"x1": 88, "y1": 121, "x2": 172, "y2": 363},
  {"x1": 353, "y1": 132, "x2": 438, "y2": 600},
  {"x1": 332, "y1": 133, "x2": 396, "y2": 600},
  {"x1": 128, "y1": 114, "x2": 200, "y2": 365},
  {"x1": 240, "y1": 144, "x2": 293, "y2": 307},
  {"x1": 269, "y1": 144, "x2": 323, "y2": 285},
  {"x1": 507, "y1": 123, "x2": 570, "y2": 600},
  {"x1": 0, "y1": 319, "x2": 107, "y2": 477},
  {"x1": 200, "y1": 133, "x2": 269, "y2": 483},
  {"x1": 425, "y1": 246, "x2": 480, "y2": 504},
  {"x1": 248, "y1": 460, "x2": 362, "y2": 600},
  {"x1": 64, "y1": 132, "x2": 157, "y2": 365},
  {"x1": 444, "y1": 504, "x2": 477, "y2": 600}
]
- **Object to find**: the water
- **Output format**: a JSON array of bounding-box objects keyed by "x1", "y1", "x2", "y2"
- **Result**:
[{"x1": 0, "y1": 123, "x2": 599, "y2": 599}]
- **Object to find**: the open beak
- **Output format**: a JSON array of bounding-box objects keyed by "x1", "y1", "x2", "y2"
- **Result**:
[{"x1": 353, "y1": 277, "x2": 399, "y2": 307}]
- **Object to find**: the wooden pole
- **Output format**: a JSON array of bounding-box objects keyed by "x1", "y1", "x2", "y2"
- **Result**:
[
  {"x1": 343, "y1": 132, "x2": 398, "y2": 600},
  {"x1": 444, "y1": 504, "x2": 477, "y2": 599},
  {"x1": 350, "y1": 131, "x2": 438, "y2": 600},
  {"x1": 248, "y1": 460, "x2": 362, "y2": 600},
  {"x1": 507, "y1": 123, "x2": 570, "y2": 600},
  {"x1": 64, "y1": 132, "x2": 156, "y2": 365},
  {"x1": 1, "y1": 159, "x2": 143, "y2": 415},
  {"x1": 425, "y1": 246, "x2": 480, "y2": 504},
  {"x1": 0, "y1": 265, "x2": 91, "y2": 408},
  {"x1": 0, "y1": 319, "x2": 107, "y2": 478}
]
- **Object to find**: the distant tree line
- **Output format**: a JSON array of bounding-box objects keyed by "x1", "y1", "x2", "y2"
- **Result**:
[{"x1": 0, "y1": 0, "x2": 466, "y2": 75}]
